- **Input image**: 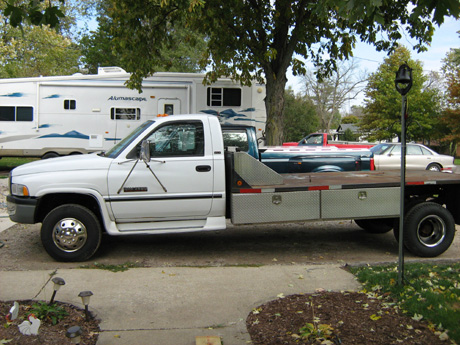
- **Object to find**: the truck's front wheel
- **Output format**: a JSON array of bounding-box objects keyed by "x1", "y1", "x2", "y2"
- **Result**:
[
  {"x1": 403, "y1": 202, "x2": 455, "y2": 257},
  {"x1": 41, "y1": 204, "x2": 102, "y2": 262}
]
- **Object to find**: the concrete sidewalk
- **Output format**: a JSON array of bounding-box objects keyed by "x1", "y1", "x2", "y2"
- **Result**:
[{"x1": 0, "y1": 264, "x2": 361, "y2": 344}]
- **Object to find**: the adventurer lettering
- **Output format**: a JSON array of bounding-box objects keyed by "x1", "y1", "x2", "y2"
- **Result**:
[{"x1": 108, "y1": 96, "x2": 147, "y2": 102}]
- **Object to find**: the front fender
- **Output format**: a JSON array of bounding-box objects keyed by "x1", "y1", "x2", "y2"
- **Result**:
[{"x1": 34, "y1": 187, "x2": 118, "y2": 235}]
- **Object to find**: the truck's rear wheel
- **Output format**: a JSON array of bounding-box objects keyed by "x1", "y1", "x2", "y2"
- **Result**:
[
  {"x1": 403, "y1": 202, "x2": 455, "y2": 257},
  {"x1": 354, "y1": 218, "x2": 395, "y2": 233},
  {"x1": 41, "y1": 204, "x2": 102, "y2": 262}
]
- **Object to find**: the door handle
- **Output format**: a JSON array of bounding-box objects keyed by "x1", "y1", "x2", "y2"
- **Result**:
[{"x1": 196, "y1": 165, "x2": 211, "y2": 172}]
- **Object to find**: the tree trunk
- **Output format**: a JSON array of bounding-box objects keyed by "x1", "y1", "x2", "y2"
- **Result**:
[{"x1": 264, "y1": 72, "x2": 288, "y2": 146}]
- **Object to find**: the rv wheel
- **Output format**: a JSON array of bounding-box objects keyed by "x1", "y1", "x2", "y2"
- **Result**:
[
  {"x1": 42, "y1": 152, "x2": 59, "y2": 159},
  {"x1": 41, "y1": 204, "x2": 102, "y2": 262}
]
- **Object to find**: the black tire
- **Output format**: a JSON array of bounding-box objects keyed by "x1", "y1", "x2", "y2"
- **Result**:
[
  {"x1": 426, "y1": 163, "x2": 441, "y2": 172},
  {"x1": 403, "y1": 202, "x2": 455, "y2": 257},
  {"x1": 354, "y1": 218, "x2": 395, "y2": 234},
  {"x1": 41, "y1": 204, "x2": 102, "y2": 262}
]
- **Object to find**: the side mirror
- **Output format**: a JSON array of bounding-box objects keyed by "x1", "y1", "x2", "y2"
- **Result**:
[{"x1": 140, "y1": 140, "x2": 151, "y2": 163}]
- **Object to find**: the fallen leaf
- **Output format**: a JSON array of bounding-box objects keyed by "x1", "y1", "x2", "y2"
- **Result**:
[
  {"x1": 370, "y1": 314, "x2": 381, "y2": 321},
  {"x1": 412, "y1": 313, "x2": 423, "y2": 321}
]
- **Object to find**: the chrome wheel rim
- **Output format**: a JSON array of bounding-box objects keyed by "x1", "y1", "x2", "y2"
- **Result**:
[
  {"x1": 417, "y1": 215, "x2": 445, "y2": 248},
  {"x1": 52, "y1": 218, "x2": 87, "y2": 252}
]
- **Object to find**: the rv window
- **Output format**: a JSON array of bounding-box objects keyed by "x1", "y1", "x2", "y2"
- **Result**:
[
  {"x1": 164, "y1": 104, "x2": 174, "y2": 115},
  {"x1": 111, "y1": 108, "x2": 141, "y2": 120},
  {"x1": 64, "y1": 100, "x2": 76, "y2": 110},
  {"x1": 0, "y1": 106, "x2": 33, "y2": 122},
  {"x1": 0, "y1": 106, "x2": 15, "y2": 121},
  {"x1": 207, "y1": 87, "x2": 241, "y2": 107},
  {"x1": 17, "y1": 107, "x2": 33, "y2": 121}
]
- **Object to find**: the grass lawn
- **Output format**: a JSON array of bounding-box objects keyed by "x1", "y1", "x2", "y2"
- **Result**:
[
  {"x1": 351, "y1": 262, "x2": 460, "y2": 343},
  {"x1": 0, "y1": 157, "x2": 37, "y2": 174}
]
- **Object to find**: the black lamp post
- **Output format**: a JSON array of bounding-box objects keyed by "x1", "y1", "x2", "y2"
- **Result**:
[
  {"x1": 78, "y1": 291, "x2": 94, "y2": 321},
  {"x1": 395, "y1": 63, "x2": 413, "y2": 286},
  {"x1": 49, "y1": 277, "x2": 65, "y2": 305}
]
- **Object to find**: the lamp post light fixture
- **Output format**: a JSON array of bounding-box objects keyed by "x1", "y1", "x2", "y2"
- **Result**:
[
  {"x1": 78, "y1": 291, "x2": 94, "y2": 321},
  {"x1": 66, "y1": 325, "x2": 82, "y2": 344},
  {"x1": 49, "y1": 277, "x2": 65, "y2": 305},
  {"x1": 395, "y1": 63, "x2": 413, "y2": 286}
]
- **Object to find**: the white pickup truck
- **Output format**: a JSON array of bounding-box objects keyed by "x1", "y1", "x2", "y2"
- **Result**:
[{"x1": 7, "y1": 114, "x2": 460, "y2": 261}]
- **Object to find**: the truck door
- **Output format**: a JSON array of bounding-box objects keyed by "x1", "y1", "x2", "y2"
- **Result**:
[{"x1": 107, "y1": 119, "x2": 214, "y2": 224}]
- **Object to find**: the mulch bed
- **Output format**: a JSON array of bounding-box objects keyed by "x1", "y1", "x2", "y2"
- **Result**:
[
  {"x1": 246, "y1": 292, "x2": 449, "y2": 345},
  {"x1": 0, "y1": 300, "x2": 100, "y2": 345}
]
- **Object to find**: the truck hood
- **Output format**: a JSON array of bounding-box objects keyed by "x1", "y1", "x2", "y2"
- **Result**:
[{"x1": 11, "y1": 154, "x2": 113, "y2": 177}]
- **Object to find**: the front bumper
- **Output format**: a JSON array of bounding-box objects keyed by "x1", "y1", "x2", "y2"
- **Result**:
[{"x1": 7, "y1": 195, "x2": 38, "y2": 224}]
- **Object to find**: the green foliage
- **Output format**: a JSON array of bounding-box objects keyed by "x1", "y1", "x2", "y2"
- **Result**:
[
  {"x1": 0, "y1": 25, "x2": 80, "y2": 78},
  {"x1": 0, "y1": 157, "x2": 37, "y2": 171},
  {"x1": 30, "y1": 301, "x2": 68, "y2": 325},
  {"x1": 283, "y1": 88, "x2": 319, "y2": 142},
  {"x1": 439, "y1": 48, "x2": 460, "y2": 149},
  {"x1": 360, "y1": 46, "x2": 443, "y2": 142},
  {"x1": 299, "y1": 321, "x2": 335, "y2": 342},
  {"x1": 4, "y1": 1, "x2": 65, "y2": 28},
  {"x1": 341, "y1": 115, "x2": 359, "y2": 124},
  {"x1": 80, "y1": 0, "x2": 206, "y2": 75},
  {"x1": 342, "y1": 128, "x2": 357, "y2": 141},
  {"x1": 351, "y1": 262, "x2": 460, "y2": 343},
  {"x1": 80, "y1": 261, "x2": 140, "y2": 272}
]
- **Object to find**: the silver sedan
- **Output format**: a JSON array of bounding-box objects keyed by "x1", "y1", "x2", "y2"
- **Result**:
[{"x1": 370, "y1": 143, "x2": 455, "y2": 172}]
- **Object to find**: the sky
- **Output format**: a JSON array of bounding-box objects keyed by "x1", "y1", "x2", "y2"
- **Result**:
[{"x1": 286, "y1": 16, "x2": 460, "y2": 102}]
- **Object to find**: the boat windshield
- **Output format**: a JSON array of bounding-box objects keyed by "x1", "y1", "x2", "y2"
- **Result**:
[{"x1": 104, "y1": 121, "x2": 154, "y2": 158}]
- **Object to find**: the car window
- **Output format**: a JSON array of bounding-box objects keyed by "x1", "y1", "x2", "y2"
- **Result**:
[
  {"x1": 421, "y1": 147, "x2": 433, "y2": 155},
  {"x1": 390, "y1": 145, "x2": 401, "y2": 155},
  {"x1": 407, "y1": 145, "x2": 423, "y2": 155},
  {"x1": 370, "y1": 144, "x2": 392, "y2": 155}
]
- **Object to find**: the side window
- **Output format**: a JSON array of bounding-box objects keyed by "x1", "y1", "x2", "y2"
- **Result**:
[
  {"x1": 111, "y1": 108, "x2": 141, "y2": 120},
  {"x1": 306, "y1": 134, "x2": 322, "y2": 144},
  {"x1": 421, "y1": 147, "x2": 433, "y2": 155},
  {"x1": 206, "y1": 87, "x2": 241, "y2": 107},
  {"x1": 407, "y1": 145, "x2": 423, "y2": 155},
  {"x1": 390, "y1": 145, "x2": 401, "y2": 155},
  {"x1": 222, "y1": 130, "x2": 249, "y2": 152},
  {"x1": 146, "y1": 121, "x2": 204, "y2": 157},
  {"x1": 0, "y1": 106, "x2": 33, "y2": 121},
  {"x1": 64, "y1": 99, "x2": 76, "y2": 110}
]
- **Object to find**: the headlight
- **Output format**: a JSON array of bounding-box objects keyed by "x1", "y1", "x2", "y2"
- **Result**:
[{"x1": 11, "y1": 183, "x2": 30, "y2": 197}]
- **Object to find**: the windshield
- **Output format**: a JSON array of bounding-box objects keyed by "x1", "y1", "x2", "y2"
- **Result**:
[
  {"x1": 370, "y1": 143, "x2": 393, "y2": 155},
  {"x1": 105, "y1": 121, "x2": 154, "y2": 158}
]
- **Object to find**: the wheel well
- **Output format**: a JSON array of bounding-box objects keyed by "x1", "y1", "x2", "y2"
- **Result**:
[
  {"x1": 426, "y1": 162, "x2": 442, "y2": 169},
  {"x1": 36, "y1": 193, "x2": 105, "y2": 230}
]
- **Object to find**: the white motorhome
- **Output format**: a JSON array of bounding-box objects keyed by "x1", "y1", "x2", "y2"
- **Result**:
[{"x1": 0, "y1": 67, "x2": 266, "y2": 158}]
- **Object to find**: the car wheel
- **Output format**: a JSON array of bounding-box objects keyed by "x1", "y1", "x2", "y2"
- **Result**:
[
  {"x1": 403, "y1": 202, "x2": 455, "y2": 257},
  {"x1": 41, "y1": 204, "x2": 102, "y2": 262},
  {"x1": 426, "y1": 163, "x2": 441, "y2": 172}
]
